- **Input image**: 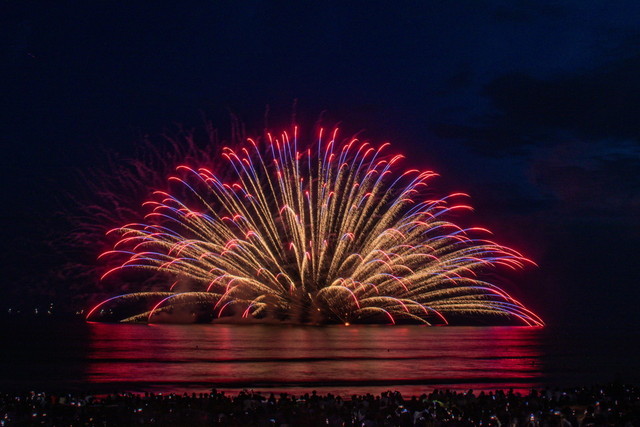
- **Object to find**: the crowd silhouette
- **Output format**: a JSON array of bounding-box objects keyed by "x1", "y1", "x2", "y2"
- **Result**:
[{"x1": 2, "y1": 383, "x2": 639, "y2": 426}]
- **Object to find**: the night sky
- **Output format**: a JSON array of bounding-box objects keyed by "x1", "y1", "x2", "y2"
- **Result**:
[{"x1": 2, "y1": 2, "x2": 640, "y2": 329}]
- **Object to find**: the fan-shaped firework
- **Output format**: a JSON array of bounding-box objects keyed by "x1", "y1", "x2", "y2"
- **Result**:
[{"x1": 89, "y1": 128, "x2": 543, "y2": 326}]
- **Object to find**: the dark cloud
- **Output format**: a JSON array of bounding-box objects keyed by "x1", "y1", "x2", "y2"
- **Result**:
[
  {"x1": 433, "y1": 54, "x2": 640, "y2": 153},
  {"x1": 430, "y1": 50, "x2": 640, "y2": 225},
  {"x1": 486, "y1": 58, "x2": 640, "y2": 141},
  {"x1": 531, "y1": 141, "x2": 640, "y2": 219}
]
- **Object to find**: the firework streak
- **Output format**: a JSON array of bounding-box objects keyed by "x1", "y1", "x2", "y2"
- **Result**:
[{"x1": 90, "y1": 128, "x2": 543, "y2": 326}]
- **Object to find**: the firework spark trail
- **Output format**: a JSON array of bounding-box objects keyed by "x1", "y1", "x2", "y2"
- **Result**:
[{"x1": 91, "y1": 128, "x2": 543, "y2": 326}]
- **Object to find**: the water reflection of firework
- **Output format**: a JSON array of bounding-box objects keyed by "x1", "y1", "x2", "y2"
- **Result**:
[{"x1": 90, "y1": 128, "x2": 542, "y2": 326}]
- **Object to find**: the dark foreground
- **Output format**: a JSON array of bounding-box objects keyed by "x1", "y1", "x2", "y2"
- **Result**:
[{"x1": 2, "y1": 384, "x2": 639, "y2": 426}]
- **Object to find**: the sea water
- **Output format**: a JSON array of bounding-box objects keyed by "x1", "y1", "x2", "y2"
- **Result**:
[{"x1": 2, "y1": 321, "x2": 638, "y2": 396}]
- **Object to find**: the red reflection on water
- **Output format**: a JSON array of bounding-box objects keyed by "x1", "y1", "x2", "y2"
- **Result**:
[{"x1": 86, "y1": 324, "x2": 543, "y2": 395}]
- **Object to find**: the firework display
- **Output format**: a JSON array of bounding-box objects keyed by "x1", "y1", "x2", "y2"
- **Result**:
[{"x1": 89, "y1": 128, "x2": 543, "y2": 326}]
